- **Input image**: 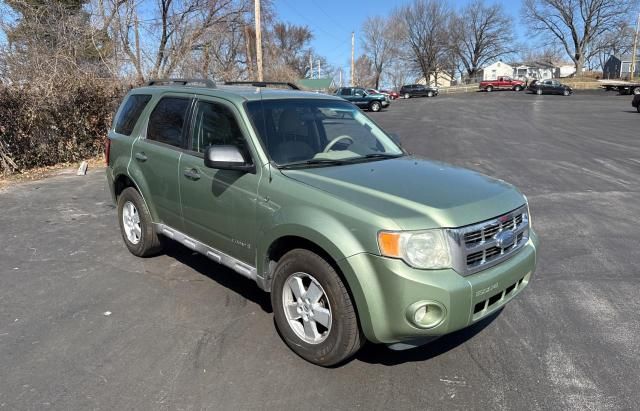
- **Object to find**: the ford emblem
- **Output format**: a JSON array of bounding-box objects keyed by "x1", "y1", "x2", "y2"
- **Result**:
[{"x1": 495, "y1": 230, "x2": 516, "y2": 249}]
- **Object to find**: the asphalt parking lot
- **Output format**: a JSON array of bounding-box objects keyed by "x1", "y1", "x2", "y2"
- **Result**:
[{"x1": 1, "y1": 89, "x2": 638, "y2": 410}]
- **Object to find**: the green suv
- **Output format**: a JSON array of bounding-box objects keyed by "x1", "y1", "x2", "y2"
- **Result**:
[{"x1": 106, "y1": 79, "x2": 538, "y2": 366}]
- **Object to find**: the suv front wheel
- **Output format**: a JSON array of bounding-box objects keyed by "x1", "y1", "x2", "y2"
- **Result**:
[
  {"x1": 117, "y1": 187, "x2": 163, "y2": 257},
  {"x1": 271, "y1": 249, "x2": 363, "y2": 366},
  {"x1": 369, "y1": 101, "x2": 381, "y2": 112}
]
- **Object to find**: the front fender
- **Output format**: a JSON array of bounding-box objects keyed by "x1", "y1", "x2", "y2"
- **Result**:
[{"x1": 256, "y1": 204, "x2": 375, "y2": 283}]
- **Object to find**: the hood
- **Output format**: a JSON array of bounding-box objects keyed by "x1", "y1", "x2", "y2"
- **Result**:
[{"x1": 281, "y1": 156, "x2": 525, "y2": 230}]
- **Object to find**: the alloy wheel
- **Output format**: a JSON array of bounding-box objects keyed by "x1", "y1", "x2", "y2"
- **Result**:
[
  {"x1": 122, "y1": 201, "x2": 141, "y2": 244},
  {"x1": 282, "y1": 272, "x2": 332, "y2": 344}
]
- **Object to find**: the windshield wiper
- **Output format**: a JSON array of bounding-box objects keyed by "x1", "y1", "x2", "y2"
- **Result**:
[
  {"x1": 342, "y1": 153, "x2": 404, "y2": 163},
  {"x1": 278, "y1": 158, "x2": 348, "y2": 169}
]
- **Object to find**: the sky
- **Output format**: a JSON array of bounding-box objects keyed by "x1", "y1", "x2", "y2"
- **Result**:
[
  {"x1": 0, "y1": 0, "x2": 529, "y2": 74},
  {"x1": 273, "y1": 0, "x2": 527, "y2": 74}
]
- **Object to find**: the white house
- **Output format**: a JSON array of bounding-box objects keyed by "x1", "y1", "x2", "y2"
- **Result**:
[
  {"x1": 512, "y1": 61, "x2": 556, "y2": 81},
  {"x1": 557, "y1": 63, "x2": 576, "y2": 78},
  {"x1": 479, "y1": 61, "x2": 513, "y2": 81}
]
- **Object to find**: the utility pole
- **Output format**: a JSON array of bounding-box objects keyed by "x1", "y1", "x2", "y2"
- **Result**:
[
  {"x1": 255, "y1": 0, "x2": 263, "y2": 81},
  {"x1": 318, "y1": 60, "x2": 321, "y2": 78},
  {"x1": 351, "y1": 32, "x2": 355, "y2": 86},
  {"x1": 134, "y1": 11, "x2": 142, "y2": 82},
  {"x1": 339, "y1": 68, "x2": 342, "y2": 87},
  {"x1": 632, "y1": 13, "x2": 640, "y2": 80},
  {"x1": 309, "y1": 53, "x2": 313, "y2": 78}
]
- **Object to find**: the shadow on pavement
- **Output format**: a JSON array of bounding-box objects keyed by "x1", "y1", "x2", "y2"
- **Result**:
[
  {"x1": 161, "y1": 239, "x2": 502, "y2": 366},
  {"x1": 163, "y1": 240, "x2": 273, "y2": 313},
  {"x1": 354, "y1": 308, "x2": 502, "y2": 366}
]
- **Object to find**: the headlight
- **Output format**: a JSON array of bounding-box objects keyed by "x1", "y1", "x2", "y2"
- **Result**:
[
  {"x1": 378, "y1": 229, "x2": 451, "y2": 269},
  {"x1": 523, "y1": 194, "x2": 532, "y2": 228}
]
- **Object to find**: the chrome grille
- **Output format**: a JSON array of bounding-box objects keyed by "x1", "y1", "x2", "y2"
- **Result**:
[{"x1": 447, "y1": 205, "x2": 529, "y2": 276}]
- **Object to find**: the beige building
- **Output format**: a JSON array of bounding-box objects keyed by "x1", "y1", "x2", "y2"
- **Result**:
[{"x1": 416, "y1": 70, "x2": 454, "y2": 88}]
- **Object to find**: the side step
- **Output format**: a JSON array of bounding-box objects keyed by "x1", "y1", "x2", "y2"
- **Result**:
[{"x1": 154, "y1": 223, "x2": 257, "y2": 281}]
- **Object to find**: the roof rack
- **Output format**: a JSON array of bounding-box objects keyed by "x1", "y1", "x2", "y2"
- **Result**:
[
  {"x1": 223, "y1": 81, "x2": 300, "y2": 90},
  {"x1": 145, "y1": 78, "x2": 216, "y2": 88}
]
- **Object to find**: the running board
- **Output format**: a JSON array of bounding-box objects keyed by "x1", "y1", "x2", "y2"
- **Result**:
[{"x1": 154, "y1": 223, "x2": 257, "y2": 281}]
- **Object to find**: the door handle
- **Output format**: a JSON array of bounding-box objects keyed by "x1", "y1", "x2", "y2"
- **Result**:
[
  {"x1": 135, "y1": 152, "x2": 147, "y2": 162},
  {"x1": 183, "y1": 168, "x2": 201, "y2": 180}
]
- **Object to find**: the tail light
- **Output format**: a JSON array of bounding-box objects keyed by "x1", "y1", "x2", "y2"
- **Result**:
[{"x1": 105, "y1": 137, "x2": 111, "y2": 166}]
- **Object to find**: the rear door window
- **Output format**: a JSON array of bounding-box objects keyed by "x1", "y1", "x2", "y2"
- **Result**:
[
  {"x1": 114, "y1": 94, "x2": 152, "y2": 136},
  {"x1": 147, "y1": 97, "x2": 191, "y2": 148}
]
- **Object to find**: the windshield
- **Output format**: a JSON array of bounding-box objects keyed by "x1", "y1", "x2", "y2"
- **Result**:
[{"x1": 246, "y1": 99, "x2": 403, "y2": 167}]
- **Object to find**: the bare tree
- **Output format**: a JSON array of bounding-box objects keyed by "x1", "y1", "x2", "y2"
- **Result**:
[
  {"x1": 354, "y1": 54, "x2": 376, "y2": 87},
  {"x1": 395, "y1": 0, "x2": 451, "y2": 85},
  {"x1": 361, "y1": 16, "x2": 396, "y2": 89},
  {"x1": 593, "y1": 21, "x2": 637, "y2": 70},
  {"x1": 523, "y1": 0, "x2": 636, "y2": 76},
  {"x1": 383, "y1": 58, "x2": 415, "y2": 90},
  {"x1": 450, "y1": 0, "x2": 515, "y2": 79},
  {"x1": 269, "y1": 23, "x2": 313, "y2": 78}
]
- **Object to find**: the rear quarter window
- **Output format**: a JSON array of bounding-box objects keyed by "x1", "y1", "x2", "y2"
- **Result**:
[{"x1": 114, "y1": 94, "x2": 152, "y2": 136}]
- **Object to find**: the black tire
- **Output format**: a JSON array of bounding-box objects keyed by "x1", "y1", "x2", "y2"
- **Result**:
[
  {"x1": 427, "y1": 91, "x2": 434, "y2": 97},
  {"x1": 404, "y1": 92, "x2": 410, "y2": 99},
  {"x1": 514, "y1": 85, "x2": 522, "y2": 91},
  {"x1": 633, "y1": 87, "x2": 640, "y2": 95},
  {"x1": 486, "y1": 85, "x2": 493, "y2": 92},
  {"x1": 117, "y1": 187, "x2": 163, "y2": 257},
  {"x1": 369, "y1": 101, "x2": 381, "y2": 112},
  {"x1": 563, "y1": 89, "x2": 570, "y2": 96},
  {"x1": 637, "y1": 105, "x2": 640, "y2": 113},
  {"x1": 536, "y1": 88, "x2": 543, "y2": 95},
  {"x1": 271, "y1": 249, "x2": 364, "y2": 366}
]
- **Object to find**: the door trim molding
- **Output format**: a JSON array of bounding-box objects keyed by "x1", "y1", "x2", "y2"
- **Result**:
[{"x1": 154, "y1": 223, "x2": 257, "y2": 281}]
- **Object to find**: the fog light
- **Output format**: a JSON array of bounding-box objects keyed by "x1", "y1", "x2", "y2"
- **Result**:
[{"x1": 406, "y1": 301, "x2": 446, "y2": 329}]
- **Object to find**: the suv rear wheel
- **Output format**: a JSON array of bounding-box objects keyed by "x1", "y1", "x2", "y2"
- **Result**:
[
  {"x1": 486, "y1": 85, "x2": 493, "y2": 92},
  {"x1": 369, "y1": 101, "x2": 381, "y2": 112},
  {"x1": 404, "y1": 92, "x2": 410, "y2": 99},
  {"x1": 271, "y1": 249, "x2": 363, "y2": 366},
  {"x1": 117, "y1": 187, "x2": 163, "y2": 257}
]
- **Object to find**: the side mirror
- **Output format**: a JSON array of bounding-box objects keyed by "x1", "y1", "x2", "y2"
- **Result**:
[{"x1": 204, "y1": 145, "x2": 255, "y2": 173}]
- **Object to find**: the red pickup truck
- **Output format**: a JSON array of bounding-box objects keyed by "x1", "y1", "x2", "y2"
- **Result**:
[{"x1": 479, "y1": 76, "x2": 525, "y2": 92}]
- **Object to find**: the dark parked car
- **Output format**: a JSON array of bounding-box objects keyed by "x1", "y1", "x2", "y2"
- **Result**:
[
  {"x1": 528, "y1": 79, "x2": 573, "y2": 96},
  {"x1": 400, "y1": 84, "x2": 439, "y2": 99},
  {"x1": 335, "y1": 87, "x2": 390, "y2": 112},
  {"x1": 632, "y1": 94, "x2": 640, "y2": 113}
]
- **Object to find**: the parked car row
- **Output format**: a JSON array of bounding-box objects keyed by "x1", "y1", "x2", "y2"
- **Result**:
[
  {"x1": 334, "y1": 83, "x2": 441, "y2": 113},
  {"x1": 336, "y1": 76, "x2": 577, "y2": 113},
  {"x1": 479, "y1": 76, "x2": 573, "y2": 96}
]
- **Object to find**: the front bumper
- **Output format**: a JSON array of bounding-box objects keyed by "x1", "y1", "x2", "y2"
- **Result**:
[
  {"x1": 338, "y1": 230, "x2": 538, "y2": 343},
  {"x1": 381, "y1": 100, "x2": 390, "y2": 107}
]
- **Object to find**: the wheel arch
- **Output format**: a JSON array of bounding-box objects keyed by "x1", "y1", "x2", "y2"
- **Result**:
[
  {"x1": 262, "y1": 233, "x2": 369, "y2": 340},
  {"x1": 112, "y1": 172, "x2": 158, "y2": 222}
]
